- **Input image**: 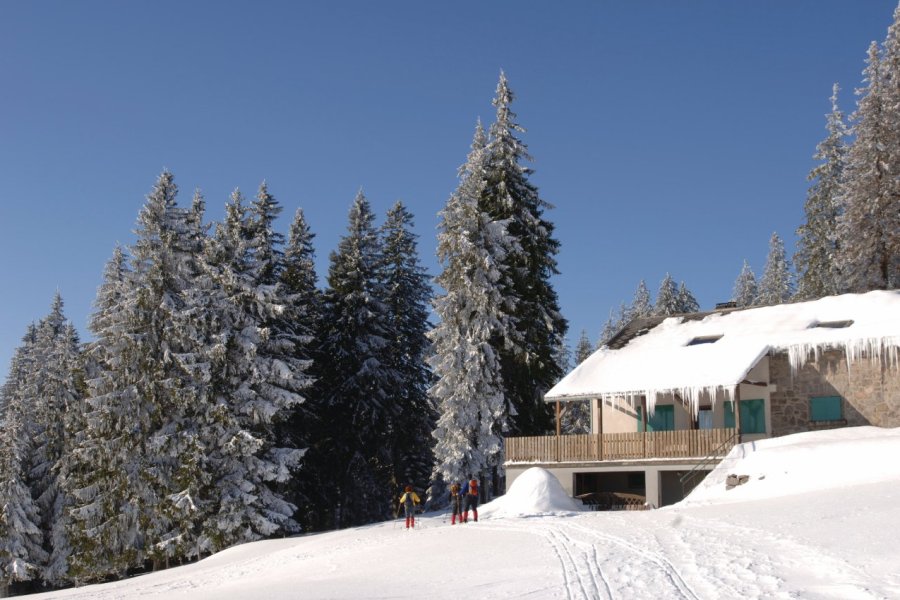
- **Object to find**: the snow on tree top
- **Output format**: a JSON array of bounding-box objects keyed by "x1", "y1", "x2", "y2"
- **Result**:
[{"x1": 546, "y1": 290, "x2": 900, "y2": 411}]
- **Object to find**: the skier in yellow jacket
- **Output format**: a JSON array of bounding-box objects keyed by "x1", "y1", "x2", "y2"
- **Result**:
[{"x1": 399, "y1": 485, "x2": 421, "y2": 529}]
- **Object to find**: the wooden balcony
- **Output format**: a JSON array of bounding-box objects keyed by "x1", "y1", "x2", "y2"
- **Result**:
[{"x1": 505, "y1": 428, "x2": 738, "y2": 463}]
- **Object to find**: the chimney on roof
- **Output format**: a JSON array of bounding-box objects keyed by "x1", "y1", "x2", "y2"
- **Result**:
[{"x1": 715, "y1": 301, "x2": 737, "y2": 310}]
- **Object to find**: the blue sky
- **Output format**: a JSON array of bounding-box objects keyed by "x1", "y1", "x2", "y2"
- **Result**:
[{"x1": 0, "y1": 1, "x2": 897, "y2": 379}]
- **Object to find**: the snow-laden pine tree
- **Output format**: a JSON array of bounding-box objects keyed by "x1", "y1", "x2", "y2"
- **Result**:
[
  {"x1": 559, "y1": 330, "x2": 592, "y2": 434},
  {"x1": 277, "y1": 207, "x2": 324, "y2": 531},
  {"x1": 733, "y1": 260, "x2": 758, "y2": 307},
  {"x1": 481, "y1": 72, "x2": 568, "y2": 436},
  {"x1": 65, "y1": 246, "x2": 140, "y2": 582},
  {"x1": 430, "y1": 122, "x2": 513, "y2": 497},
  {"x1": 795, "y1": 84, "x2": 848, "y2": 300},
  {"x1": 318, "y1": 191, "x2": 397, "y2": 528},
  {"x1": 380, "y1": 201, "x2": 435, "y2": 496},
  {"x1": 757, "y1": 232, "x2": 794, "y2": 306},
  {"x1": 67, "y1": 172, "x2": 211, "y2": 577},
  {"x1": 21, "y1": 295, "x2": 86, "y2": 585},
  {"x1": 27, "y1": 294, "x2": 83, "y2": 582},
  {"x1": 654, "y1": 273, "x2": 681, "y2": 316},
  {"x1": 677, "y1": 282, "x2": 700, "y2": 313},
  {"x1": 197, "y1": 184, "x2": 307, "y2": 549},
  {"x1": 836, "y1": 31, "x2": 900, "y2": 290},
  {"x1": 597, "y1": 306, "x2": 622, "y2": 348},
  {"x1": 44, "y1": 322, "x2": 85, "y2": 585},
  {"x1": 629, "y1": 280, "x2": 653, "y2": 319},
  {"x1": 0, "y1": 328, "x2": 48, "y2": 593}
]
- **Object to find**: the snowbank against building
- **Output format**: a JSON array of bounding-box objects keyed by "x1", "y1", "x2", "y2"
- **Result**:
[
  {"x1": 480, "y1": 467, "x2": 584, "y2": 518},
  {"x1": 681, "y1": 425, "x2": 900, "y2": 505}
]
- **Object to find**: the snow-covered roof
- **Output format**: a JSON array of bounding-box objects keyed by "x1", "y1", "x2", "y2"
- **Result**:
[{"x1": 547, "y1": 291, "x2": 900, "y2": 410}]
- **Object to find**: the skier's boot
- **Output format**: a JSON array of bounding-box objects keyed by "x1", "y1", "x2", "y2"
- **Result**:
[
  {"x1": 411, "y1": 517, "x2": 415, "y2": 528},
  {"x1": 451, "y1": 514, "x2": 456, "y2": 525},
  {"x1": 473, "y1": 509, "x2": 478, "y2": 522},
  {"x1": 405, "y1": 516, "x2": 411, "y2": 529}
]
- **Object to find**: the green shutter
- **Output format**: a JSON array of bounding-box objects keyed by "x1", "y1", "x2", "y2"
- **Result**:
[
  {"x1": 810, "y1": 396, "x2": 842, "y2": 421},
  {"x1": 638, "y1": 405, "x2": 674, "y2": 432},
  {"x1": 725, "y1": 399, "x2": 765, "y2": 434}
]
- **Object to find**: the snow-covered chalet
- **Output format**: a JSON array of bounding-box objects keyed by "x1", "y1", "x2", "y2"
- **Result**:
[{"x1": 503, "y1": 290, "x2": 900, "y2": 508}]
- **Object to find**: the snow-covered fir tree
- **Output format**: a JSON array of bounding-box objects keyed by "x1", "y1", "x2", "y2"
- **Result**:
[
  {"x1": 65, "y1": 246, "x2": 140, "y2": 583},
  {"x1": 598, "y1": 305, "x2": 622, "y2": 348},
  {"x1": 0, "y1": 327, "x2": 48, "y2": 593},
  {"x1": 654, "y1": 273, "x2": 681, "y2": 316},
  {"x1": 43, "y1": 322, "x2": 85, "y2": 585},
  {"x1": 733, "y1": 260, "x2": 758, "y2": 307},
  {"x1": 559, "y1": 330, "x2": 592, "y2": 435},
  {"x1": 795, "y1": 84, "x2": 848, "y2": 300},
  {"x1": 24, "y1": 295, "x2": 85, "y2": 585},
  {"x1": 430, "y1": 122, "x2": 513, "y2": 498},
  {"x1": 197, "y1": 183, "x2": 307, "y2": 549},
  {"x1": 629, "y1": 280, "x2": 653, "y2": 319},
  {"x1": 318, "y1": 191, "x2": 397, "y2": 527},
  {"x1": 380, "y1": 201, "x2": 435, "y2": 496},
  {"x1": 481, "y1": 72, "x2": 568, "y2": 436},
  {"x1": 67, "y1": 172, "x2": 211, "y2": 577},
  {"x1": 757, "y1": 232, "x2": 794, "y2": 306},
  {"x1": 677, "y1": 281, "x2": 700, "y2": 313},
  {"x1": 27, "y1": 296, "x2": 77, "y2": 573},
  {"x1": 277, "y1": 207, "x2": 324, "y2": 531},
  {"x1": 836, "y1": 30, "x2": 900, "y2": 291}
]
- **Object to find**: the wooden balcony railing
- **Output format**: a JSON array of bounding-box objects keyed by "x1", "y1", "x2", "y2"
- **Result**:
[{"x1": 504, "y1": 428, "x2": 738, "y2": 463}]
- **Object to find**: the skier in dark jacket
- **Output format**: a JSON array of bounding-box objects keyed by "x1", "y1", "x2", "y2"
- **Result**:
[
  {"x1": 462, "y1": 476, "x2": 479, "y2": 523},
  {"x1": 399, "y1": 485, "x2": 421, "y2": 529},
  {"x1": 448, "y1": 481, "x2": 462, "y2": 525}
]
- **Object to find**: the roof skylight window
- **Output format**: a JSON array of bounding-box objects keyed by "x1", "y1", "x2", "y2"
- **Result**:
[
  {"x1": 810, "y1": 320, "x2": 854, "y2": 329},
  {"x1": 686, "y1": 334, "x2": 723, "y2": 346}
]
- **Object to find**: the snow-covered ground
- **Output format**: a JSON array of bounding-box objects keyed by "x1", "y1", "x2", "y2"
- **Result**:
[{"x1": 30, "y1": 427, "x2": 900, "y2": 599}]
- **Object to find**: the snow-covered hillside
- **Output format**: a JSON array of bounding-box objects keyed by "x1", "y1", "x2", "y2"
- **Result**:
[{"x1": 30, "y1": 427, "x2": 900, "y2": 599}]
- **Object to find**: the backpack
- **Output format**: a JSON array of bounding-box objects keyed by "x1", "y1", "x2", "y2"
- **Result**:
[
  {"x1": 468, "y1": 479, "x2": 478, "y2": 496},
  {"x1": 450, "y1": 483, "x2": 460, "y2": 495},
  {"x1": 403, "y1": 491, "x2": 415, "y2": 508}
]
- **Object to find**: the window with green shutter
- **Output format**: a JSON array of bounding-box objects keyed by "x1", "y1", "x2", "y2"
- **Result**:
[
  {"x1": 724, "y1": 399, "x2": 766, "y2": 434},
  {"x1": 637, "y1": 405, "x2": 675, "y2": 432},
  {"x1": 810, "y1": 396, "x2": 842, "y2": 421}
]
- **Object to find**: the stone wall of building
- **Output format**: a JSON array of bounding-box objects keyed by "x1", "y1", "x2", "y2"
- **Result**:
[{"x1": 768, "y1": 348, "x2": 900, "y2": 437}]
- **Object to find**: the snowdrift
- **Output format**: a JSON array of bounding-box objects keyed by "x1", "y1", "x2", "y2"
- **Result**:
[
  {"x1": 681, "y1": 425, "x2": 900, "y2": 505},
  {"x1": 479, "y1": 466, "x2": 583, "y2": 518}
]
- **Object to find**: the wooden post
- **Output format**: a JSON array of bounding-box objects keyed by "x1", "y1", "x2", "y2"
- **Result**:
[
  {"x1": 555, "y1": 400, "x2": 561, "y2": 462},
  {"x1": 734, "y1": 385, "x2": 742, "y2": 444},
  {"x1": 597, "y1": 397, "x2": 604, "y2": 461},
  {"x1": 640, "y1": 396, "x2": 648, "y2": 458},
  {"x1": 556, "y1": 400, "x2": 561, "y2": 437}
]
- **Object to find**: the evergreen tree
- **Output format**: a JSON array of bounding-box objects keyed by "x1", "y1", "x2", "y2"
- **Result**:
[
  {"x1": 795, "y1": 84, "x2": 848, "y2": 300},
  {"x1": 757, "y1": 232, "x2": 794, "y2": 306},
  {"x1": 481, "y1": 72, "x2": 568, "y2": 436},
  {"x1": 654, "y1": 273, "x2": 680, "y2": 316},
  {"x1": 836, "y1": 39, "x2": 900, "y2": 291},
  {"x1": 629, "y1": 280, "x2": 653, "y2": 319},
  {"x1": 67, "y1": 172, "x2": 210, "y2": 577},
  {"x1": 677, "y1": 282, "x2": 700, "y2": 313},
  {"x1": 278, "y1": 207, "x2": 324, "y2": 531},
  {"x1": 66, "y1": 246, "x2": 141, "y2": 582},
  {"x1": 0, "y1": 328, "x2": 48, "y2": 591},
  {"x1": 380, "y1": 201, "x2": 435, "y2": 496},
  {"x1": 430, "y1": 122, "x2": 512, "y2": 498},
  {"x1": 318, "y1": 191, "x2": 396, "y2": 527},
  {"x1": 198, "y1": 185, "x2": 306, "y2": 549},
  {"x1": 44, "y1": 322, "x2": 86, "y2": 585},
  {"x1": 597, "y1": 307, "x2": 622, "y2": 348},
  {"x1": 559, "y1": 331, "x2": 592, "y2": 434},
  {"x1": 733, "y1": 260, "x2": 758, "y2": 307}
]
